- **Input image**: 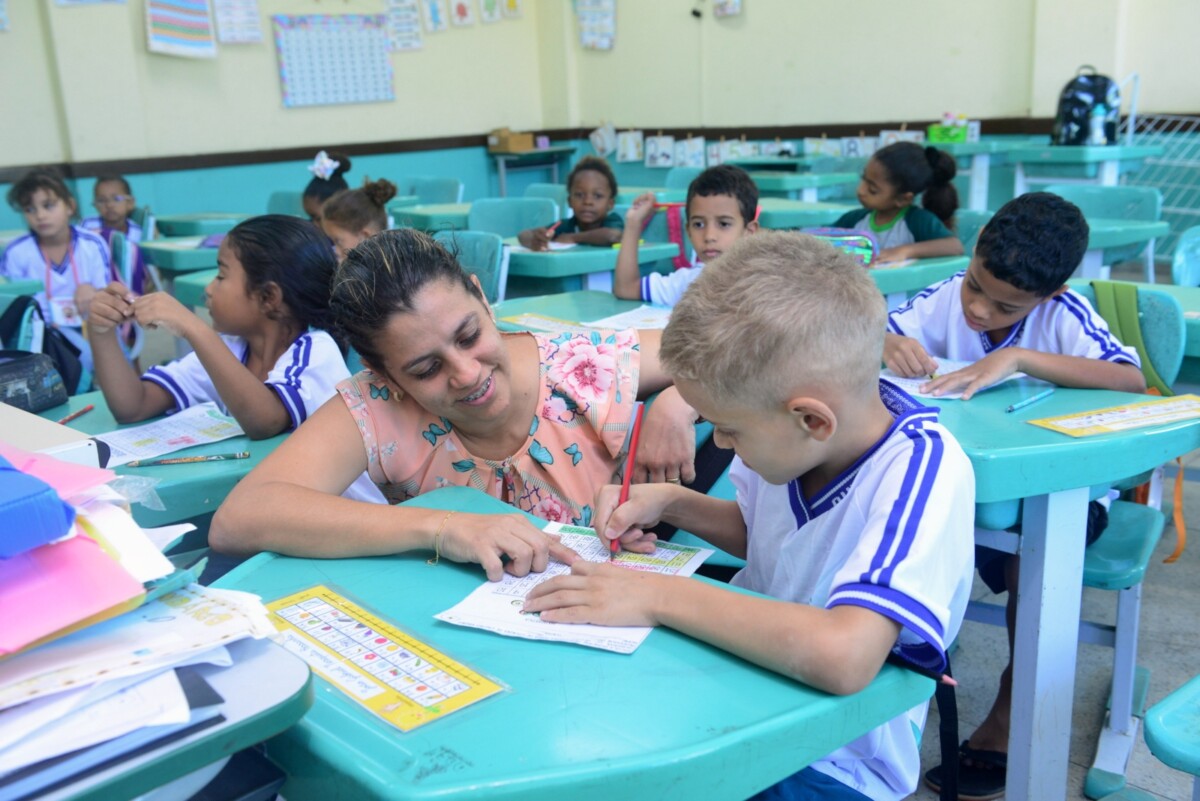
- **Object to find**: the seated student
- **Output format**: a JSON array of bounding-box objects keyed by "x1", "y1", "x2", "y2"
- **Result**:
[
  {"x1": 2, "y1": 167, "x2": 114, "y2": 375},
  {"x1": 320, "y1": 177, "x2": 398, "y2": 261},
  {"x1": 883, "y1": 192, "x2": 1146, "y2": 800},
  {"x1": 209, "y1": 229, "x2": 700, "y2": 575},
  {"x1": 81, "y1": 174, "x2": 150, "y2": 295},
  {"x1": 833, "y1": 142, "x2": 964, "y2": 263},
  {"x1": 526, "y1": 232, "x2": 976, "y2": 801},
  {"x1": 517, "y1": 156, "x2": 623, "y2": 251},
  {"x1": 302, "y1": 150, "x2": 352, "y2": 226},
  {"x1": 613, "y1": 164, "x2": 758, "y2": 306}
]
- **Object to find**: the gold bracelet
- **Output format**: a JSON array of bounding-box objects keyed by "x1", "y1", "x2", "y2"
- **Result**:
[{"x1": 427, "y1": 511, "x2": 456, "y2": 566}]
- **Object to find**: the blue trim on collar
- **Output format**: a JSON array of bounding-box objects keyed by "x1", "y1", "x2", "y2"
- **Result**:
[{"x1": 979, "y1": 316, "x2": 1025, "y2": 353}]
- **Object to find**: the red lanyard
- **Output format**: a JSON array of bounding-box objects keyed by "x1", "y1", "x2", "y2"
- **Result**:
[{"x1": 40, "y1": 236, "x2": 80, "y2": 307}]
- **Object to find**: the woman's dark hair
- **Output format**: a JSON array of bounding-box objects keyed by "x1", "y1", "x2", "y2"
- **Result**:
[
  {"x1": 7, "y1": 167, "x2": 76, "y2": 213},
  {"x1": 872, "y1": 142, "x2": 959, "y2": 224},
  {"x1": 567, "y1": 155, "x2": 618, "y2": 197},
  {"x1": 322, "y1": 177, "x2": 397, "y2": 233},
  {"x1": 224, "y1": 215, "x2": 344, "y2": 351},
  {"x1": 302, "y1": 151, "x2": 352, "y2": 204},
  {"x1": 330, "y1": 229, "x2": 483, "y2": 371}
]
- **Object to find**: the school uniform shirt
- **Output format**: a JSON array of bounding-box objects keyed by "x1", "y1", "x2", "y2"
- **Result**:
[
  {"x1": 81, "y1": 216, "x2": 143, "y2": 244},
  {"x1": 554, "y1": 212, "x2": 624, "y2": 237},
  {"x1": 730, "y1": 381, "x2": 975, "y2": 801},
  {"x1": 888, "y1": 272, "x2": 1141, "y2": 368},
  {"x1": 832, "y1": 206, "x2": 952, "y2": 251},
  {"x1": 0, "y1": 226, "x2": 113, "y2": 326},
  {"x1": 142, "y1": 330, "x2": 385, "y2": 505},
  {"x1": 640, "y1": 257, "x2": 704, "y2": 307}
]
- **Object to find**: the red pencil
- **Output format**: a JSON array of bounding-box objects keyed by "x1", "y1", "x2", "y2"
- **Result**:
[
  {"x1": 612, "y1": 403, "x2": 645, "y2": 559},
  {"x1": 56, "y1": 404, "x2": 94, "y2": 426}
]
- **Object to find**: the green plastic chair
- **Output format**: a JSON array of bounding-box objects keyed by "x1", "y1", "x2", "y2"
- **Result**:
[
  {"x1": 953, "y1": 209, "x2": 993, "y2": 256},
  {"x1": 410, "y1": 177, "x2": 464, "y2": 204},
  {"x1": 522, "y1": 183, "x2": 567, "y2": 219},
  {"x1": 267, "y1": 191, "x2": 306, "y2": 217},
  {"x1": 467, "y1": 198, "x2": 556, "y2": 239},
  {"x1": 1044, "y1": 184, "x2": 1164, "y2": 283},
  {"x1": 1143, "y1": 674, "x2": 1200, "y2": 801},
  {"x1": 1171, "y1": 225, "x2": 1200, "y2": 286},
  {"x1": 664, "y1": 167, "x2": 703, "y2": 191},
  {"x1": 433, "y1": 230, "x2": 506, "y2": 303},
  {"x1": 130, "y1": 206, "x2": 156, "y2": 240}
]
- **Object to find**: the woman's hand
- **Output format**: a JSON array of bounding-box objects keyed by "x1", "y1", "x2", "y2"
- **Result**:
[
  {"x1": 635, "y1": 387, "x2": 698, "y2": 484},
  {"x1": 437, "y1": 512, "x2": 579, "y2": 581}
]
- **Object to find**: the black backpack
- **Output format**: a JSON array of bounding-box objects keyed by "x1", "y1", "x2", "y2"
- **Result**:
[
  {"x1": 0, "y1": 295, "x2": 87, "y2": 396},
  {"x1": 1052, "y1": 65, "x2": 1120, "y2": 146}
]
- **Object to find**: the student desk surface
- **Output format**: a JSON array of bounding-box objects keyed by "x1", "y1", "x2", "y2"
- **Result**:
[
  {"x1": 214, "y1": 487, "x2": 935, "y2": 801},
  {"x1": 0, "y1": 228, "x2": 27, "y2": 249},
  {"x1": 492, "y1": 145, "x2": 577, "y2": 197},
  {"x1": 391, "y1": 203, "x2": 473, "y2": 232},
  {"x1": 1078, "y1": 218, "x2": 1170, "y2": 279},
  {"x1": 175, "y1": 268, "x2": 216, "y2": 309},
  {"x1": 0, "y1": 276, "x2": 44, "y2": 296},
  {"x1": 614, "y1": 186, "x2": 688, "y2": 205},
  {"x1": 937, "y1": 140, "x2": 1024, "y2": 211},
  {"x1": 154, "y1": 213, "x2": 250, "y2": 237},
  {"x1": 930, "y1": 381, "x2": 1200, "y2": 801},
  {"x1": 42, "y1": 638, "x2": 312, "y2": 801},
  {"x1": 749, "y1": 171, "x2": 859, "y2": 202},
  {"x1": 723, "y1": 155, "x2": 821, "y2": 172},
  {"x1": 504, "y1": 241, "x2": 680, "y2": 293},
  {"x1": 755, "y1": 198, "x2": 856, "y2": 230},
  {"x1": 37, "y1": 391, "x2": 285, "y2": 527},
  {"x1": 140, "y1": 236, "x2": 220, "y2": 277},
  {"x1": 871, "y1": 255, "x2": 968, "y2": 307},
  {"x1": 1007, "y1": 144, "x2": 1164, "y2": 195}
]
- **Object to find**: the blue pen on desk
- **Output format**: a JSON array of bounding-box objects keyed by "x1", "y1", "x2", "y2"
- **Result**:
[{"x1": 1006, "y1": 387, "x2": 1055, "y2": 414}]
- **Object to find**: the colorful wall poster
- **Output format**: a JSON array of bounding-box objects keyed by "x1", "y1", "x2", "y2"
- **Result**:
[
  {"x1": 421, "y1": 0, "x2": 448, "y2": 32},
  {"x1": 479, "y1": 0, "x2": 502, "y2": 23},
  {"x1": 577, "y1": 0, "x2": 614, "y2": 50},
  {"x1": 146, "y1": 0, "x2": 217, "y2": 58},
  {"x1": 213, "y1": 0, "x2": 261, "y2": 44},
  {"x1": 502, "y1": 0, "x2": 521, "y2": 19},
  {"x1": 386, "y1": 0, "x2": 422, "y2": 51},
  {"x1": 449, "y1": 0, "x2": 474, "y2": 26},
  {"x1": 616, "y1": 130, "x2": 644, "y2": 163},
  {"x1": 273, "y1": 15, "x2": 394, "y2": 108},
  {"x1": 645, "y1": 135, "x2": 675, "y2": 168}
]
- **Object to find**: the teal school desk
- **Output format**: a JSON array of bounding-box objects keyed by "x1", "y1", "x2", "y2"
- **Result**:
[
  {"x1": 174, "y1": 268, "x2": 216, "y2": 309},
  {"x1": 872, "y1": 255, "x2": 969, "y2": 308},
  {"x1": 755, "y1": 198, "x2": 857, "y2": 230},
  {"x1": 492, "y1": 145, "x2": 576, "y2": 197},
  {"x1": 614, "y1": 186, "x2": 688, "y2": 205},
  {"x1": 504, "y1": 240, "x2": 680, "y2": 295},
  {"x1": 390, "y1": 203, "x2": 472, "y2": 232},
  {"x1": 936, "y1": 140, "x2": 1023, "y2": 211},
  {"x1": 139, "y1": 236, "x2": 220, "y2": 282},
  {"x1": 215, "y1": 487, "x2": 936, "y2": 801},
  {"x1": 722, "y1": 155, "x2": 822, "y2": 172},
  {"x1": 0, "y1": 276, "x2": 44, "y2": 297},
  {"x1": 0, "y1": 229, "x2": 28, "y2": 250},
  {"x1": 37, "y1": 391, "x2": 286, "y2": 527},
  {"x1": 750, "y1": 171, "x2": 859, "y2": 202},
  {"x1": 1079, "y1": 218, "x2": 1170, "y2": 279},
  {"x1": 930, "y1": 381, "x2": 1200, "y2": 801},
  {"x1": 1007, "y1": 144, "x2": 1164, "y2": 196},
  {"x1": 154, "y1": 213, "x2": 249, "y2": 237}
]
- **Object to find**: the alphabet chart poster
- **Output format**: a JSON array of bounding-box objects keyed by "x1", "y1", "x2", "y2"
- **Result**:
[{"x1": 273, "y1": 15, "x2": 394, "y2": 108}]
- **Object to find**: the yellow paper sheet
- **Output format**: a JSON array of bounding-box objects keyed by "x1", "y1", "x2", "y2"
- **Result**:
[{"x1": 1027, "y1": 394, "x2": 1200, "y2": 437}]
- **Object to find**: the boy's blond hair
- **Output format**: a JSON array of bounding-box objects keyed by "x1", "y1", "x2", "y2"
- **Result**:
[{"x1": 661, "y1": 232, "x2": 886, "y2": 407}]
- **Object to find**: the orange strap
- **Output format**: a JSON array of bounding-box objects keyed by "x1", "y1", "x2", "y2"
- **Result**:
[{"x1": 1132, "y1": 387, "x2": 1187, "y2": 562}]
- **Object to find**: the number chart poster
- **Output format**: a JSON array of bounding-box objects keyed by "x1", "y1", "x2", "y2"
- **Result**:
[{"x1": 273, "y1": 15, "x2": 394, "y2": 108}]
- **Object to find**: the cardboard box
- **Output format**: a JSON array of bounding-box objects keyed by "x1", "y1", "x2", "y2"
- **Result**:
[{"x1": 487, "y1": 127, "x2": 535, "y2": 153}]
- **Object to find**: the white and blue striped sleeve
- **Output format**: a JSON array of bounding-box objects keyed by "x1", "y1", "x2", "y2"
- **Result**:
[
  {"x1": 886, "y1": 273, "x2": 962, "y2": 339},
  {"x1": 265, "y1": 330, "x2": 351, "y2": 430},
  {"x1": 142, "y1": 335, "x2": 241, "y2": 413},
  {"x1": 641, "y1": 265, "x2": 703, "y2": 307},
  {"x1": 826, "y1": 422, "x2": 975, "y2": 673},
  {"x1": 1050, "y1": 291, "x2": 1141, "y2": 367}
]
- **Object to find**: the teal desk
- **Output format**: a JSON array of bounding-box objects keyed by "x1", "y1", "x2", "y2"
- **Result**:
[
  {"x1": 872, "y1": 255, "x2": 968, "y2": 308},
  {"x1": 505, "y1": 241, "x2": 680, "y2": 294},
  {"x1": 0, "y1": 228, "x2": 27, "y2": 249},
  {"x1": 391, "y1": 203, "x2": 472, "y2": 232},
  {"x1": 175, "y1": 268, "x2": 216, "y2": 309},
  {"x1": 215, "y1": 488, "x2": 934, "y2": 801},
  {"x1": 723, "y1": 156, "x2": 819, "y2": 172},
  {"x1": 493, "y1": 291, "x2": 639, "y2": 330},
  {"x1": 937, "y1": 141, "x2": 1022, "y2": 211},
  {"x1": 615, "y1": 186, "x2": 687, "y2": 205},
  {"x1": 140, "y1": 236, "x2": 220, "y2": 278},
  {"x1": 931, "y1": 382, "x2": 1200, "y2": 801},
  {"x1": 493, "y1": 145, "x2": 576, "y2": 197},
  {"x1": 37, "y1": 391, "x2": 286, "y2": 527},
  {"x1": 154, "y1": 213, "x2": 249, "y2": 237},
  {"x1": 1080, "y1": 218, "x2": 1170, "y2": 279},
  {"x1": 0, "y1": 277, "x2": 43, "y2": 297},
  {"x1": 750, "y1": 171, "x2": 859, "y2": 202},
  {"x1": 1008, "y1": 144, "x2": 1163, "y2": 196},
  {"x1": 756, "y1": 198, "x2": 856, "y2": 230}
]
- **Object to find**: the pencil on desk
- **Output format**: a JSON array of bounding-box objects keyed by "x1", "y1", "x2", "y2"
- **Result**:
[
  {"x1": 56, "y1": 404, "x2": 94, "y2": 426},
  {"x1": 612, "y1": 403, "x2": 645, "y2": 560},
  {"x1": 885, "y1": 652, "x2": 958, "y2": 687},
  {"x1": 127, "y1": 451, "x2": 250, "y2": 467},
  {"x1": 1006, "y1": 387, "x2": 1055, "y2": 414}
]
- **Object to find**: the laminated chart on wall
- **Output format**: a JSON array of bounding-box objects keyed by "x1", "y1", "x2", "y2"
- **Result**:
[
  {"x1": 146, "y1": 0, "x2": 217, "y2": 58},
  {"x1": 273, "y1": 15, "x2": 394, "y2": 108},
  {"x1": 616, "y1": 130, "x2": 644, "y2": 163},
  {"x1": 577, "y1": 0, "x2": 614, "y2": 51},
  {"x1": 645, "y1": 135, "x2": 676, "y2": 168},
  {"x1": 479, "y1": 0, "x2": 503, "y2": 23},
  {"x1": 448, "y1": 0, "x2": 473, "y2": 26},
  {"x1": 386, "y1": 0, "x2": 421, "y2": 51},
  {"x1": 502, "y1": 0, "x2": 521, "y2": 18},
  {"x1": 673, "y1": 136, "x2": 705, "y2": 168},
  {"x1": 0, "y1": 1, "x2": 7, "y2": 33},
  {"x1": 713, "y1": 0, "x2": 742, "y2": 16},
  {"x1": 421, "y1": 0, "x2": 448, "y2": 32},
  {"x1": 213, "y1": 0, "x2": 261, "y2": 44}
]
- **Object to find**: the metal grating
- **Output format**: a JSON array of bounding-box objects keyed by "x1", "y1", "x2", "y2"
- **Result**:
[{"x1": 1119, "y1": 114, "x2": 1200, "y2": 257}]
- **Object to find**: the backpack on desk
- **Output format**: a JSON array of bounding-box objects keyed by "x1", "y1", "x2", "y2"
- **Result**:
[
  {"x1": 0, "y1": 295, "x2": 86, "y2": 398},
  {"x1": 1052, "y1": 65, "x2": 1120, "y2": 146}
]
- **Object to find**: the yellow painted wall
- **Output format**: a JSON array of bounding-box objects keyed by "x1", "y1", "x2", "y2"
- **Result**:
[
  {"x1": 0, "y1": 4, "x2": 69, "y2": 164},
  {"x1": 1119, "y1": 0, "x2": 1200, "y2": 114}
]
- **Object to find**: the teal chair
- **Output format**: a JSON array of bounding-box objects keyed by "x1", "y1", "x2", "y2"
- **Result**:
[
  {"x1": 108, "y1": 232, "x2": 146, "y2": 362},
  {"x1": 433, "y1": 230, "x2": 506, "y2": 303},
  {"x1": 954, "y1": 209, "x2": 993, "y2": 256},
  {"x1": 130, "y1": 206, "x2": 156, "y2": 240},
  {"x1": 1171, "y1": 225, "x2": 1200, "y2": 286},
  {"x1": 467, "y1": 198, "x2": 556, "y2": 239},
  {"x1": 664, "y1": 167, "x2": 703, "y2": 191},
  {"x1": 522, "y1": 183, "x2": 567, "y2": 219},
  {"x1": 267, "y1": 191, "x2": 306, "y2": 217},
  {"x1": 1044, "y1": 184, "x2": 1164, "y2": 283},
  {"x1": 410, "y1": 177, "x2": 464, "y2": 204},
  {"x1": 1098, "y1": 673, "x2": 1200, "y2": 801}
]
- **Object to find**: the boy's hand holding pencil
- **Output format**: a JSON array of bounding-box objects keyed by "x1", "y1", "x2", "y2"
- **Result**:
[
  {"x1": 624, "y1": 191, "x2": 659, "y2": 229},
  {"x1": 527, "y1": 221, "x2": 560, "y2": 252}
]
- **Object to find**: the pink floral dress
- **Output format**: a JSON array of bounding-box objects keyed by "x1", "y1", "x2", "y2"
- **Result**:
[{"x1": 336, "y1": 330, "x2": 640, "y2": 527}]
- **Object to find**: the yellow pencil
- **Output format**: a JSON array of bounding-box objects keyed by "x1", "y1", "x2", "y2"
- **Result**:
[{"x1": 127, "y1": 452, "x2": 250, "y2": 467}]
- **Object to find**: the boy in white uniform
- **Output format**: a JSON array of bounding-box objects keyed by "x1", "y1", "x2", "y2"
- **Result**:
[
  {"x1": 527, "y1": 232, "x2": 976, "y2": 800},
  {"x1": 884, "y1": 192, "x2": 1146, "y2": 800}
]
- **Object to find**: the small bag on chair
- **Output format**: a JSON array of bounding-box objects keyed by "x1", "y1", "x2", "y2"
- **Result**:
[
  {"x1": 800, "y1": 227, "x2": 880, "y2": 266},
  {"x1": 0, "y1": 295, "x2": 87, "y2": 396}
]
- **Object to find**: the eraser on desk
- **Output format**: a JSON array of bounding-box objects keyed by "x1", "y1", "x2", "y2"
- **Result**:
[{"x1": 0, "y1": 455, "x2": 76, "y2": 559}]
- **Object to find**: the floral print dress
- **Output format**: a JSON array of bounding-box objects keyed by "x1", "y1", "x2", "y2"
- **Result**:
[{"x1": 336, "y1": 329, "x2": 640, "y2": 527}]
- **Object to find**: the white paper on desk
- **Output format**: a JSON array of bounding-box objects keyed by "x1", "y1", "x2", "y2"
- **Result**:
[
  {"x1": 76, "y1": 500, "x2": 174, "y2": 582},
  {"x1": 584, "y1": 304, "x2": 673, "y2": 330},
  {"x1": 871, "y1": 258, "x2": 917, "y2": 269},
  {"x1": 95, "y1": 402, "x2": 244, "y2": 467},
  {"x1": 881, "y1": 359, "x2": 1027, "y2": 400},
  {"x1": 141, "y1": 522, "x2": 198, "y2": 553},
  {"x1": 507, "y1": 242, "x2": 577, "y2": 253},
  {"x1": 0, "y1": 586, "x2": 269, "y2": 710},
  {"x1": 436, "y1": 522, "x2": 711, "y2": 654}
]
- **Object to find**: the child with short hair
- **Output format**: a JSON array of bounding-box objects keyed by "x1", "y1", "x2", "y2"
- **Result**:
[
  {"x1": 2, "y1": 167, "x2": 115, "y2": 373},
  {"x1": 884, "y1": 192, "x2": 1145, "y2": 800},
  {"x1": 320, "y1": 178, "x2": 398, "y2": 261},
  {"x1": 833, "y1": 142, "x2": 964, "y2": 263},
  {"x1": 612, "y1": 164, "x2": 758, "y2": 305},
  {"x1": 526, "y1": 232, "x2": 976, "y2": 801},
  {"x1": 517, "y1": 156, "x2": 623, "y2": 251},
  {"x1": 302, "y1": 150, "x2": 352, "y2": 225},
  {"x1": 81, "y1": 174, "x2": 150, "y2": 295}
]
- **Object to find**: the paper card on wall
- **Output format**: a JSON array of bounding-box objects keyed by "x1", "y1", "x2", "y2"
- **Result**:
[
  {"x1": 273, "y1": 15, "x2": 395, "y2": 108},
  {"x1": 706, "y1": 142, "x2": 722, "y2": 166},
  {"x1": 616, "y1": 130, "x2": 644, "y2": 163},
  {"x1": 449, "y1": 0, "x2": 474, "y2": 26},
  {"x1": 386, "y1": 0, "x2": 422, "y2": 50},
  {"x1": 589, "y1": 123, "x2": 617, "y2": 156},
  {"x1": 577, "y1": 0, "x2": 614, "y2": 51},
  {"x1": 56, "y1": 0, "x2": 126, "y2": 4},
  {"x1": 479, "y1": 0, "x2": 502, "y2": 23},
  {"x1": 719, "y1": 140, "x2": 742, "y2": 161},
  {"x1": 213, "y1": 0, "x2": 261, "y2": 44},
  {"x1": 502, "y1": 0, "x2": 521, "y2": 18},
  {"x1": 146, "y1": 0, "x2": 217, "y2": 59},
  {"x1": 0, "y1": 0, "x2": 8, "y2": 31},
  {"x1": 713, "y1": 0, "x2": 742, "y2": 17},
  {"x1": 645, "y1": 135, "x2": 675, "y2": 168},
  {"x1": 803, "y1": 137, "x2": 842, "y2": 157},
  {"x1": 681, "y1": 136, "x2": 706, "y2": 167},
  {"x1": 966, "y1": 120, "x2": 982, "y2": 142},
  {"x1": 421, "y1": 0, "x2": 448, "y2": 32},
  {"x1": 840, "y1": 136, "x2": 876, "y2": 158},
  {"x1": 878, "y1": 129, "x2": 925, "y2": 147}
]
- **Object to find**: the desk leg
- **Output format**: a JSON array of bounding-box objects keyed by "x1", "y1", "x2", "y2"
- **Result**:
[
  {"x1": 801, "y1": 187, "x2": 818, "y2": 203},
  {"x1": 1076, "y1": 249, "x2": 1108, "y2": 280},
  {"x1": 1014, "y1": 163, "x2": 1028, "y2": 197},
  {"x1": 968, "y1": 153, "x2": 991, "y2": 211},
  {"x1": 584, "y1": 271, "x2": 613, "y2": 292},
  {"x1": 1099, "y1": 160, "x2": 1120, "y2": 186},
  {"x1": 497, "y1": 157, "x2": 508, "y2": 197},
  {"x1": 1007, "y1": 487, "x2": 1089, "y2": 801}
]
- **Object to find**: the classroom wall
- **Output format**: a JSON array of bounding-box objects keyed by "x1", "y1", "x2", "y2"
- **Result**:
[
  {"x1": 1119, "y1": 0, "x2": 1200, "y2": 115},
  {"x1": 0, "y1": 4, "x2": 68, "y2": 166}
]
